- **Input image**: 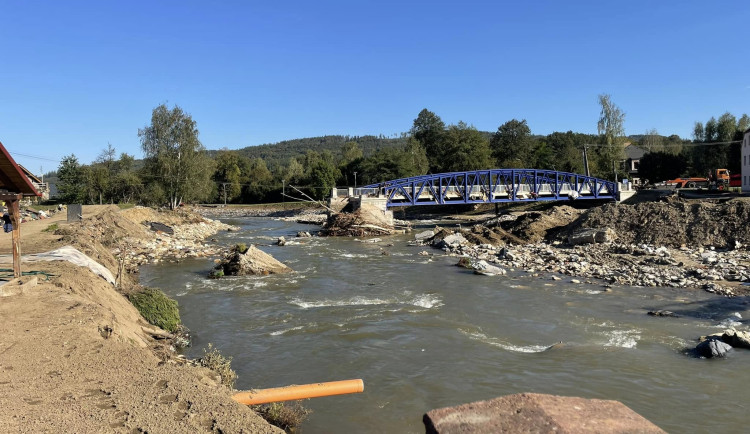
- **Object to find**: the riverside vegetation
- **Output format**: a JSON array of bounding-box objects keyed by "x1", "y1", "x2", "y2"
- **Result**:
[{"x1": 46, "y1": 102, "x2": 748, "y2": 210}]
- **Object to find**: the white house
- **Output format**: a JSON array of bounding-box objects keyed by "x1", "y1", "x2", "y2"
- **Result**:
[{"x1": 744, "y1": 128, "x2": 750, "y2": 193}]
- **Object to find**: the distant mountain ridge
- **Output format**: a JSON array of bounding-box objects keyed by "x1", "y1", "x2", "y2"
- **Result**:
[{"x1": 216, "y1": 135, "x2": 408, "y2": 166}]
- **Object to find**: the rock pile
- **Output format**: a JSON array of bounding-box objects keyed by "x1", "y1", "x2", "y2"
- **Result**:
[
  {"x1": 113, "y1": 217, "x2": 234, "y2": 267},
  {"x1": 323, "y1": 204, "x2": 395, "y2": 236},
  {"x1": 415, "y1": 222, "x2": 748, "y2": 297}
]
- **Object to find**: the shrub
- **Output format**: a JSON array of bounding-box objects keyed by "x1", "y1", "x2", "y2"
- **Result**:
[
  {"x1": 233, "y1": 243, "x2": 249, "y2": 254},
  {"x1": 253, "y1": 402, "x2": 311, "y2": 433},
  {"x1": 128, "y1": 287, "x2": 181, "y2": 332},
  {"x1": 208, "y1": 269, "x2": 224, "y2": 279},
  {"x1": 199, "y1": 343, "x2": 237, "y2": 389}
]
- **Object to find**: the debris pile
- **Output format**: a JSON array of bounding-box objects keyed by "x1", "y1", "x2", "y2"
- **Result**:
[
  {"x1": 55, "y1": 206, "x2": 234, "y2": 269},
  {"x1": 323, "y1": 204, "x2": 395, "y2": 237}
]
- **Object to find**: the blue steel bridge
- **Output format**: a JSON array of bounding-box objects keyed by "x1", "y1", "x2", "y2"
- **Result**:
[{"x1": 355, "y1": 169, "x2": 618, "y2": 208}]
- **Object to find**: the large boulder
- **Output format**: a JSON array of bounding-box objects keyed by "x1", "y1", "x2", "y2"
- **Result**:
[
  {"x1": 695, "y1": 338, "x2": 732, "y2": 358},
  {"x1": 471, "y1": 260, "x2": 507, "y2": 276},
  {"x1": 214, "y1": 245, "x2": 292, "y2": 276},
  {"x1": 424, "y1": 393, "x2": 665, "y2": 433},
  {"x1": 414, "y1": 229, "x2": 435, "y2": 242},
  {"x1": 436, "y1": 233, "x2": 468, "y2": 249},
  {"x1": 722, "y1": 328, "x2": 750, "y2": 349},
  {"x1": 568, "y1": 228, "x2": 616, "y2": 245}
]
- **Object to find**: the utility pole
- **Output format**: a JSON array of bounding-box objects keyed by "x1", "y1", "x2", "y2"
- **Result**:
[
  {"x1": 582, "y1": 145, "x2": 590, "y2": 177},
  {"x1": 222, "y1": 183, "x2": 227, "y2": 205},
  {"x1": 353, "y1": 172, "x2": 358, "y2": 191},
  {"x1": 282, "y1": 179, "x2": 285, "y2": 204}
]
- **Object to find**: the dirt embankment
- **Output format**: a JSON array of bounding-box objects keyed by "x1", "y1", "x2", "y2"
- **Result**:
[
  {"x1": 569, "y1": 198, "x2": 750, "y2": 248},
  {"x1": 456, "y1": 198, "x2": 750, "y2": 249},
  {"x1": 0, "y1": 206, "x2": 281, "y2": 433}
]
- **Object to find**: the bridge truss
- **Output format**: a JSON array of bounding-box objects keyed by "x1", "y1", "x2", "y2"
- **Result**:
[{"x1": 360, "y1": 169, "x2": 617, "y2": 208}]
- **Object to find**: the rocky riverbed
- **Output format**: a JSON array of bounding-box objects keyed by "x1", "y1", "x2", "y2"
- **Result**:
[
  {"x1": 417, "y1": 234, "x2": 747, "y2": 297},
  {"x1": 409, "y1": 198, "x2": 750, "y2": 298},
  {"x1": 193, "y1": 205, "x2": 328, "y2": 225}
]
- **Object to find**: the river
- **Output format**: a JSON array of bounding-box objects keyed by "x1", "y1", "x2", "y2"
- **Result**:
[{"x1": 140, "y1": 217, "x2": 750, "y2": 433}]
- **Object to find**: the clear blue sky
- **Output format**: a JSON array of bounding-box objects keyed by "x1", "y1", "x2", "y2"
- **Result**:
[{"x1": 1, "y1": 0, "x2": 748, "y2": 174}]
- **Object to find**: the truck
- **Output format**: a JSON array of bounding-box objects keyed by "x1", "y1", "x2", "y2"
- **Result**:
[{"x1": 665, "y1": 169, "x2": 730, "y2": 189}]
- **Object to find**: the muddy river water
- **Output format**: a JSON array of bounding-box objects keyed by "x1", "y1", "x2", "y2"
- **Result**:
[{"x1": 140, "y1": 217, "x2": 750, "y2": 433}]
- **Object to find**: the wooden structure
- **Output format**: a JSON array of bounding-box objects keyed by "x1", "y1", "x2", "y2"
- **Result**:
[{"x1": 0, "y1": 141, "x2": 41, "y2": 277}]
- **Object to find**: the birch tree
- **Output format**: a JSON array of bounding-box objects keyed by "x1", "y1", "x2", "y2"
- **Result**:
[{"x1": 139, "y1": 104, "x2": 214, "y2": 209}]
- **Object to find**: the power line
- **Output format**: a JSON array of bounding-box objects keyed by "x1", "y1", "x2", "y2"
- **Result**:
[
  {"x1": 7, "y1": 150, "x2": 62, "y2": 163},
  {"x1": 583, "y1": 140, "x2": 741, "y2": 148}
]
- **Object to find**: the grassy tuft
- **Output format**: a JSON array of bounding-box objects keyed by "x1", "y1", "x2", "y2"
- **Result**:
[
  {"x1": 233, "y1": 243, "x2": 249, "y2": 254},
  {"x1": 199, "y1": 343, "x2": 237, "y2": 389},
  {"x1": 43, "y1": 223, "x2": 59, "y2": 233},
  {"x1": 254, "y1": 402, "x2": 311, "y2": 433},
  {"x1": 128, "y1": 287, "x2": 181, "y2": 332}
]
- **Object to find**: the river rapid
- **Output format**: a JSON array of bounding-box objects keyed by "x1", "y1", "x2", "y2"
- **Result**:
[{"x1": 140, "y1": 217, "x2": 750, "y2": 434}]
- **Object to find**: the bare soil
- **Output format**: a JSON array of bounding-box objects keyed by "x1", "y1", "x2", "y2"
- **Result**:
[
  {"x1": 0, "y1": 206, "x2": 281, "y2": 433},
  {"x1": 569, "y1": 197, "x2": 750, "y2": 248}
]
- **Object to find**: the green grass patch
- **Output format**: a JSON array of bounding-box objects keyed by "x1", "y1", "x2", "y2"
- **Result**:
[
  {"x1": 116, "y1": 203, "x2": 136, "y2": 210},
  {"x1": 233, "y1": 243, "x2": 249, "y2": 254},
  {"x1": 128, "y1": 287, "x2": 181, "y2": 332},
  {"x1": 253, "y1": 402, "x2": 311, "y2": 433},
  {"x1": 42, "y1": 223, "x2": 59, "y2": 233}
]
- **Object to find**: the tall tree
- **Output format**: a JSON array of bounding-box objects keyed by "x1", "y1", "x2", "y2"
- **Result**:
[
  {"x1": 704, "y1": 117, "x2": 717, "y2": 142},
  {"x1": 738, "y1": 114, "x2": 750, "y2": 134},
  {"x1": 596, "y1": 94, "x2": 626, "y2": 179},
  {"x1": 56, "y1": 154, "x2": 86, "y2": 203},
  {"x1": 543, "y1": 131, "x2": 596, "y2": 173},
  {"x1": 243, "y1": 157, "x2": 273, "y2": 202},
  {"x1": 284, "y1": 157, "x2": 304, "y2": 185},
  {"x1": 692, "y1": 122, "x2": 704, "y2": 142},
  {"x1": 410, "y1": 109, "x2": 445, "y2": 172},
  {"x1": 716, "y1": 112, "x2": 737, "y2": 142},
  {"x1": 403, "y1": 137, "x2": 429, "y2": 175},
  {"x1": 307, "y1": 159, "x2": 340, "y2": 200},
  {"x1": 439, "y1": 122, "x2": 493, "y2": 172},
  {"x1": 214, "y1": 150, "x2": 243, "y2": 203},
  {"x1": 490, "y1": 119, "x2": 533, "y2": 167},
  {"x1": 641, "y1": 128, "x2": 663, "y2": 153},
  {"x1": 339, "y1": 141, "x2": 363, "y2": 167},
  {"x1": 138, "y1": 104, "x2": 214, "y2": 209}
]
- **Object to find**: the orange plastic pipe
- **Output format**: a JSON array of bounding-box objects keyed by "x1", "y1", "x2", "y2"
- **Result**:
[{"x1": 232, "y1": 379, "x2": 364, "y2": 405}]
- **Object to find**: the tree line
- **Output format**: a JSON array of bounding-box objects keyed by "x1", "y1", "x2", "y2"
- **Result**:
[
  {"x1": 52, "y1": 99, "x2": 747, "y2": 207},
  {"x1": 636, "y1": 112, "x2": 749, "y2": 183}
]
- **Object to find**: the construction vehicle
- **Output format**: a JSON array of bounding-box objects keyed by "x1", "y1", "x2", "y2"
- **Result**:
[{"x1": 665, "y1": 169, "x2": 730, "y2": 189}]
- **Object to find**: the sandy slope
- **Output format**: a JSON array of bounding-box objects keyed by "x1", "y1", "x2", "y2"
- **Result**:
[{"x1": 0, "y1": 206, "x2": 281, "y2": 433}]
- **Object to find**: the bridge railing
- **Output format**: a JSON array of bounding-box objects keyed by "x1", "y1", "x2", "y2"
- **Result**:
[{"x1": 357, "y1": 169, "x2": 617, "y2": 207}]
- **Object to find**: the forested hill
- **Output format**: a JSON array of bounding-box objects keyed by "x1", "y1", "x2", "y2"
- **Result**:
[{"x1": 224, "y1": 135, "x2": 408, "y2": 167}]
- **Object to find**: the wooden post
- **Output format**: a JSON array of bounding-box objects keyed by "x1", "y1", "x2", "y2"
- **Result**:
[{"x1": 7, "y1": 195, "x2": 22, "y2": 278}]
